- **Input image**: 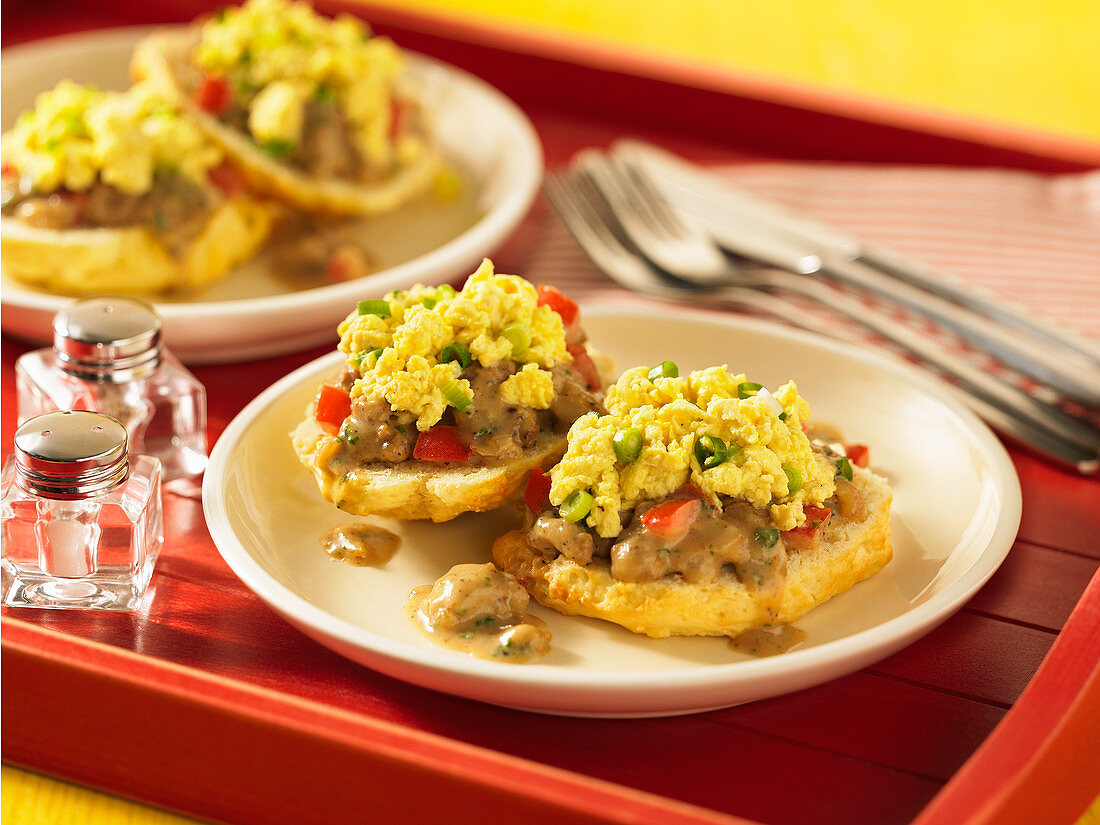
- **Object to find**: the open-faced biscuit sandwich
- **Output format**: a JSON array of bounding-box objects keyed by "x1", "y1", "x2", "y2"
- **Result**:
[
  {"x1": 291, "y1": 259, "x2": 608, "y2": 522},
  {"x1": 493, "y1": 363, "x2": 892, "y2": 639},
  {"x1": 132, "y1": 0, "x2": 442, "y2": 216},
  {"x1": 1, "y1": 80, "x2": 276, "y2": 294}
]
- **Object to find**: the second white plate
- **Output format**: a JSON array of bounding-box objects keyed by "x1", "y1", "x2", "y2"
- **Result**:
[
  {"x1": 203, "y1": 307, "x2": 1022, "y2": 717},
  {"x1": 1, "y1": 27, "x2": 543, "y2": 363}
]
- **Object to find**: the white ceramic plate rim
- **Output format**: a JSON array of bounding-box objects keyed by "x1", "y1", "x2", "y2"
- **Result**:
[
  {"x1": 203, "y1": 306, "x2": 1022, "y2": 694},
  {"x1": 0, "y1": 27, "x2": 543, "y2": 318}
]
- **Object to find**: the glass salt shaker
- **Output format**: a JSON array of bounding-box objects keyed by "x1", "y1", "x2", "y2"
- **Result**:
[
  {"x1": 2, "y1": 411, "x2": 163, "y2": 611},
  {"x1": 15, "y1": 296, "x2": 207, "y2": 483}
]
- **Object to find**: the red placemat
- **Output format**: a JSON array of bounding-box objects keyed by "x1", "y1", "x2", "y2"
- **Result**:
[{"x1": 3, "y1": 4, "x2": 1099, "y2": 825}]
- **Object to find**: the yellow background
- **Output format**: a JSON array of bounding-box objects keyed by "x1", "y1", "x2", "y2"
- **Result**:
[
  {"x1": 370, "y1": 0, "x2": 1100, "y2": 143},
  {"x1": 3, "y1": 0, "x2": 1098, "y2": 822}
]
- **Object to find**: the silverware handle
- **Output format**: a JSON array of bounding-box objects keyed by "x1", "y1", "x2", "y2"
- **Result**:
[
  {"x1": 755, "y1": 272, "x2": 1100, "y2": 457},
  {"x1": 820, "y1": 256, "x2": 1100, "y2": 407},
  {"x1": 857, "y1": 245, "x2": 1100, "y2": 368}
]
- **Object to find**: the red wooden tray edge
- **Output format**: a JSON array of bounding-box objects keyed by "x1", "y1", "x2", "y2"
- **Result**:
[
  {"x1": 912, "y1": 567, "x2": 1100, "y2": 825},
  {"x1": 1, "y1": 615, "x2": 756, "y2": 825}
]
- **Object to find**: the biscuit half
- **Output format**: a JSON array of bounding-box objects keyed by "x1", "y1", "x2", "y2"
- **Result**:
[
  {"x1": 0, "y1": 196, "x2": 277, "y2": 295},
  {"x1": 291, "y1": 407, "x2": 568, "y2": 522},
  {"x1": 132, "y1": 31, "x2": 444, "y2": 217},
  {"x1": 492, "y1": 465, "x2": 893, "y2": 638}
]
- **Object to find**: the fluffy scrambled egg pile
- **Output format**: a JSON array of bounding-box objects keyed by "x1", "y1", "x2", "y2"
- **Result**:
[
  {"x1": 195, "y1": 0, "x2": 418, "y2": 169},
  {"x1": 1, "y1": 80, "x2": 221, "y2": 195},
  {"x1": 549, "y1": 365, "x2": 836, "y2": 537},
  {"x1": 337, "y1": 259, "x2": 569, "y2": 430}
]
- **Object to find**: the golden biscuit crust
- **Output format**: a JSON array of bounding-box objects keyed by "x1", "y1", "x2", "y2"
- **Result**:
[
  {"x1": 493, "y1": 466, "x2": 892, "y2": 638},
  {"x1": 291, "y1": 408, "x2": 568, "y2": 522},
  {"x1": 0, "y1": 196, "x2": 277, "y2": 294},
  {"x1": 131, "y1": 31, "x2": 443, "y2": 217}
]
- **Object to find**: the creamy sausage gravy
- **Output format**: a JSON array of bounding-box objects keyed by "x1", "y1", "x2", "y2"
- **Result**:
[
  {"x1": 321, "y1": 523, "x2": 400, "y2": 566},
  {"x1": 405, "y1": 563, "x2": 551, "y2": 663}
]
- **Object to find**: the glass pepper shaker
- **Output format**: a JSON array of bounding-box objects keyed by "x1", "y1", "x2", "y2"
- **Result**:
[
  {"x1": 15, "y1": 296, "x2": 207, "y2": 483},
  {"x1": 1, "y1": 411, "x2": 163, "y2": 611}
]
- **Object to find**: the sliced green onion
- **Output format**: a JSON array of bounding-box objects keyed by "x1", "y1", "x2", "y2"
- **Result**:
[
  {"x1": 421, "y1": 296, "x2": 439, "y2": 309},
  {"x1": 778, "y1": 411, "x2": 787, "y2": 421},
  {"x1": 501, "y1": 323, "x2": 531, "y2": 357},
  {"x1": 355, "y1": 347, "x2": 384, "y2": 368},
  {"x1": 357, "y1": 299, "x2": 391, "y2": 318},
  {"x1": 754, "y1": 527, "x2": 780, "y2": 548},
  {"x1": 261, "y1": 139, "x2": 295, "y2": 158},
  {"x1": 612, "y1": 428, "x2": 643, "y2": 463},
  {"x1": 438, "y1": 284, "x2": 457, "y2": 298},
  {"x1": 836, "y1": 456, "x2": 854, "y2": 482},
  {"x1": 440, "y1": 342, "x2": 472, "y2": 369},
  {"x1": 737, "y1": 381, "x2": 763, "y2": 399},
  {"x1": 315, "y1": 83, "x2": 338, "y2": 103},
  {"x1": 559, "y1": 489, "x2": 595, "y2": 523},
  {"x1": 648, "y1": 360, "x2": 679, "y2": 381},
  {"x1": 441, "y1": 380, "x2": 472, "y2": 410},
  {"x1": 694, "y1": 434, "x2": 729, "y2": 469},
  {"x1": 782, "y1": 465, "x2": 802, "y2": 493}
]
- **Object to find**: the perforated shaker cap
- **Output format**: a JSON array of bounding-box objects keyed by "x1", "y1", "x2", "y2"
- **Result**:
[
  {"x1": 14, "y1": 411, "x2": 129, "y2": 499},
  {"x1": 54, "y1": 297, "x2": 162, "y2": 381}
]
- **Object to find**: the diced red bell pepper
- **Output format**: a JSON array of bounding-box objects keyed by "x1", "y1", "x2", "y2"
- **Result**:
[
  {"x1": 413, "y1": 425, "x2": 471, "y2": 463},
  {"x1": 193, "y1": 74, "x2": 233, "y2": 116},
  {"x1": 782, "y1": 504, "x2": 833, "y2": 551},
  {"x1": 566, "y1": 343, "x2": 601, "y2": 392},
  {"x1": 315, "y1": 385, "x2": 352, "y2": 434},
  {"x1": 845, "y1": 444, "x2": 870, "y2": 468},
  {"x1": 641, "y1": 497, "x2": 702, "y2": 543},
  {"x1": 524, "y1": 468, "x2": 553, "y2": 513},
  {"x1": 206, "y1": 162, "x2": 245, "y2": 197},
  {"x1": 537, "y1": 284, "x2": 580, "y2": 329}
]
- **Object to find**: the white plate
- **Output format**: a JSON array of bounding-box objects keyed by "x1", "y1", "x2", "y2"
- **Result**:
[
  {"x1": 0, "y1": 27, "x2": 542, "y2": 363},
  {"x1": 203, "y1": 308, "x2": 1022, "y2": 717}
]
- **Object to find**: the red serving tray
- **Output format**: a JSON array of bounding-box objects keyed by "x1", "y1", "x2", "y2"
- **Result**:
[{"x1": 3, "y1": 4, "x2": 1099, "y2": 824}]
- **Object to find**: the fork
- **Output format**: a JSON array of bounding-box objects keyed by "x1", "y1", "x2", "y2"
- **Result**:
[
  {"x1": 544, "y1": 167, "x2": 1100, "y2": 474},
  {"x1": 589, "y1": 147, "x2": 1100, "y2": 408}
]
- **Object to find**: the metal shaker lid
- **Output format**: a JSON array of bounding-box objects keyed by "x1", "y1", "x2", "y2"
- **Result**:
[
  {"x1": 14, "y1": 411, "x2": 129, "y2": 499},
  {"x1": 53, "y1": 297, "x2": 162, "y2": 380}
]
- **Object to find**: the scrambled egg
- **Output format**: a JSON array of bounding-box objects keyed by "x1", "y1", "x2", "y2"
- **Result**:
[
  {"x1": 194, "y1": 0, "x2": 413, "y2": 169},
  {"x1": 337, "y1": 259, "x2": 569, "y2": 430},
  {"x1": 1, "y1": 81, "x2": 222, "y2": 195},
  {"x1": 549, "y1": 365, "x2": 836, "y2": 537}
]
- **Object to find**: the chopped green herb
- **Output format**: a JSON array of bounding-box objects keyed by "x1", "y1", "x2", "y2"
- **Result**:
[
  {"x1": 755, "y1": 527, "x2": 780, "y2": 548},
  {"x1": 315, "y1": 83, "x2": 337, "y2": 103},
  {"x1": 357, "y1": 299, "x2": 391, "y2": 318},
  {"x1": 836, "y1": 456, "x2": 854, "y2": 481},
  {"x1": 474, "y1": 615, "x2": 497, "y2": 627}
]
